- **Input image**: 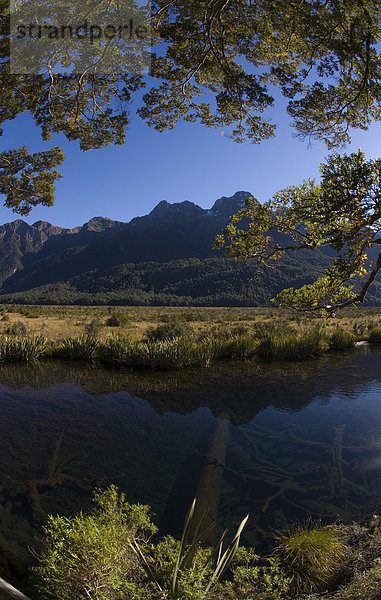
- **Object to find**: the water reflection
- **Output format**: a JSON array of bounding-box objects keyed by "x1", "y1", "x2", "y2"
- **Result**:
[{"x1": 0, "y1": 348, "x2": 380, "y2": 579}]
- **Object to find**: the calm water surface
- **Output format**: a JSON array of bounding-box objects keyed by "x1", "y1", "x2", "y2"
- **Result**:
[{"x1": 0, "y1": 347, "x2": 380, "y2": 573}]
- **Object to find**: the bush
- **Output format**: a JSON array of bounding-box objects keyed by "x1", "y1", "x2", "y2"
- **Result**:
[
  {"x1": 99, "y1": 337, "x2": 150, "y2": 368},
  {"x1": 257, "y1": 328, "x2": 326, "y2": 361},
  {"x1": 34, "y1": 486, "x2": 156, "y2": 600},
  {"x1": 4, "y1": 321, "x2": 29, "y2": 336},
  {"x1": 224, "y1": 548, "x2": 291, "y2": 600},
  {"x1": 146, "y1": 319, "x2": 193, "y2": 342},
  {"x1": 329, "y1": 328, "x2": 356, "y2": 351},
  {"x1": 0, "y1": 334, "x2": 47, "y2": 362},
  {"x1": 61, "y1": 335, "x2": 99, "y2": 359},
  {"x1": 84, "y1": 318, "x2": 103, "y2": 337},
  {"x1": 276, "y1": 522, "x2": 349, "y2": 594},
  {"x1": 106, "y1": 312, "x2": 129, "y2": 327},
  {"x1": 368, "y1": 327, "x2": 381, "y2": 343},
  {"x1": 213, "y1": 335, "x2": 258, "y2": 360},
  {"x1": 332, "y1": 561, "x2": 381, "y2": 600}
]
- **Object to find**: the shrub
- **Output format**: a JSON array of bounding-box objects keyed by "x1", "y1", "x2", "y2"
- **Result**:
[
  {"x1": 332, "y1": 561, "x2": 381, "y2": 600},
  {"x1": 146, "y1": 320, "x2": 193, "y2": 342},
  {"x1": 34, "y1": 486, "x2": 157, "y2": 600},
  {"x1": 352, "y1": 321, "x2": 367, "y2": 337},
  {"x1": 84, "y1": 318, "x2": 103, "y2": 337},
  {"x1": 99, "y1": 337, "x2": 149, "y2": 368},
  {"x1": 224, "y1": 548, "x2": 291, "y2": 600},
  {"x1": 329, "y1": 328, "x2": 356, "y2": 351},
  {"x1": 106, "y1": 312, "x2": 129, "y2": 327},
  {"x1": 276, "y1": 522, "x2": 349, "y2": 594},
  {"x1": 257, "y1": 328, "x2": 326, "y2": 361},
  {"x1": 132, "y1": 498, "x2": 249, "y2": 600},
  {"x1": 4, "y1": 321, "x2": 29, "y2": 336},
  {"x1": 61, "y1": 335, "x2": 99, "y2": 360},
  {"x1": 368, "y1": 327, "x2": 381, "y2": 343},
  {"x1": 0, "y1": 334, "x2": 47, "y2": 362},
  {"x1": 213, "y1": 335, "x2": 258, "y2": 360}
]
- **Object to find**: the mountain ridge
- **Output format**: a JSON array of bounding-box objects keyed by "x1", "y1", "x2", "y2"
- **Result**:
[{"x1": 0, "y1": 191, "x2": 379, "y2": 306}]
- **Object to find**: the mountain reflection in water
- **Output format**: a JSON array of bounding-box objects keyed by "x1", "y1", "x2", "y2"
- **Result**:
[{"x1": 0, "y1": 347, "x2": 380, "y2": 580}]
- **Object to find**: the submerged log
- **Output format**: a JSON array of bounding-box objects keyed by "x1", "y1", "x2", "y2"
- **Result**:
[
  {"x1": 191, "y1": 417, "x2": 230, "y2": 544},
  {"x1": 0, "y1": 578, "x2": 31, "y2": 600}
]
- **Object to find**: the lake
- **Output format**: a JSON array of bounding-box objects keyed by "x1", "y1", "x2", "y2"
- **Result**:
[{"x1": 0, "y1": 346, "x2": 380, "y2": 577}]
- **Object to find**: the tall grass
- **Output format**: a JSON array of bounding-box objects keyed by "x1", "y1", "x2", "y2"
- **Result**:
[
  {"x1": 100, "y1": 337, "x2": 214, "y2": 369},
  {"x1": 61, "y1": 335, "x2": 99, "y2": 360},
  {"x1": 213, "y1": 335, "x2": 258, "y2": 360},
  {"x1": 0, "y1": 334, "x2": 47, "y2": 362},
  {"x1": 368, "y1": 327, "x2": 381, "y2": 343},
  {"x1": 99, "y1": 337, "x2": 149, "y2": 368},
  {"x1": 257, "y1": 328, "x2": 326, "y2": 361},
  {"x1": 329, "y1": 328, "x2": 357, "y2": 351},
  {"x1": 276, "y1": 522, "x2": 349, "y2": 594}
]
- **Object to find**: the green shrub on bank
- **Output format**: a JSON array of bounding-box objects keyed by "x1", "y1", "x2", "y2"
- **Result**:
[
  {"x1": 100, "y1": 337, "x2": 214, "y2": 369},
  {"x1": 38, "y1": 488, "x2": 381, "y2": 600},
  {"x1": 276, "y1": 522, "x2": 349, "y2": 594},
  {"x1": 213, "y1": 335, "x2": 258, "y2": 360},
  {"x1": 0, "y1": 334, "x2": 47, "y2": 362},
  {"x1": 84, "y1": 318, "x2": 103, "y2": 337},
  {"x1": 61, "y1": 335, "x2": 99, "y2": 360},
  {"x1": 34, "y1": 486, "x2": 156, "y2": 600},
  {"x1": 35, "y1": 489, "x2": 252, "y2": 600},
  {"x1": 329, "y1": 328, "x2": 357, "y2": 351},
  {"x1": 368, "y1": 327, "x2": 381, "y2": 343},
  {"x1": 257, "y1": 328, "x2": 326, "y2": 361},
  {"x1": 100, "y1": 337, "x2": 150, "y2": 368}
]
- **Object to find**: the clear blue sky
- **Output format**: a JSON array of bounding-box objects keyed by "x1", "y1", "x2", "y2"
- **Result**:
[{"x1": 0, "y1": 96, "x2": 380, "y2": 228}]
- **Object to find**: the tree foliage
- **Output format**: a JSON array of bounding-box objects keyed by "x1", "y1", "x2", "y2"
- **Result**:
[
  {"x1": 0, "y1": 0, "x2": 380, "y2": 212},
  {"x1": 215, "y1": 151, "x2": 381, "y2": 312}
]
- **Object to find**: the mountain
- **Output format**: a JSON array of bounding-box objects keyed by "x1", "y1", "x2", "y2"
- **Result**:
[{"x1": 0, "y1": 192, "x2": 379, "y2": 306}]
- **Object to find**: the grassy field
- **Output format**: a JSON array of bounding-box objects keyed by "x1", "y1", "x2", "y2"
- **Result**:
[{"x1": 1, "y1": 303, "x2": 381, "y2": 341}]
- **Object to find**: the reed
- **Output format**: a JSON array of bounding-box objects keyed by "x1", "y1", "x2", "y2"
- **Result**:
[
  {"x1": 213, "y1": 335, "x2": 258, "y2": 360},
  {"x1": 0, "y1": 334, "x2": 47, "y2": 362},
  {"x1": 368, "y1": 327, "x2": 381, "y2": 343},
  {"x1": 257, "y1": 328, "x2": 326, "y2": 361},
  {"x1": 99, "y1": 336, "x2": 149, "y2": 367},
  {"x1": 61, "y1": 335, "x2": 99, "y2": 360},
  {"x1": 329, "y1": 328, "x2": 357, "y2": 351}
]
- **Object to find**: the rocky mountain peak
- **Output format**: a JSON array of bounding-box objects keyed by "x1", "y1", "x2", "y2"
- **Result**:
[
  {"x1": 81, "y1": 217, "x2": 125, "y2": 232},
  {"x1": 149, "y1": 200, "x2": 204, "y2": 219},
  {"x1": 211, "y1": 191, "x2": 253, "y2": 218}
]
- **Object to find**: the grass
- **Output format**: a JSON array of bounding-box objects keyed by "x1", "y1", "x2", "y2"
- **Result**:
[
  {"x1": 276, "y1": 522, "x2": 349, "y2": 594},
  {"x1": 368, "y1": 327, "x2": 381, "y2": 343},
  {"x1": 0, "y1": 304, "x2": 379, "y2": 368},
  {"x1": 61, "y1": 335, "x2": 100, "y2": 360},
  {"x1": 257, "y1": 328, "x2": 327, "y2": 361},
  {"x1": 0, "y1": 334, "x2": 48, "y2": 362},
  {"x1": 329, "y1": 328, "x2": 357, "y2": 351}
]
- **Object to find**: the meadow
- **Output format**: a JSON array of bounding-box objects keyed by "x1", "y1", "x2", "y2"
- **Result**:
[{"x1": 0, "y1": 303, "x2": 380, "y2": 366}]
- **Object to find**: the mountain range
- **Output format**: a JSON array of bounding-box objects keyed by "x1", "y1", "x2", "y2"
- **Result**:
[{"x1": 0, "y1": 191, "x2": 379, "y2": 306}]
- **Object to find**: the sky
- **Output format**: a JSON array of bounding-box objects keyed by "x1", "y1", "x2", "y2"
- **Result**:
[{"x1": 0, "y1": 94, "x2": 380, "y2": 228}]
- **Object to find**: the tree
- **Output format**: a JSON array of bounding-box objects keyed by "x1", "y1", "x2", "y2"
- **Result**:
[
  {"x1": 0, "y1": 0, "x2": 380, "y2": 213},
  {"x1": 215, "y1": 151, "x2": 381, "y2": 313}
]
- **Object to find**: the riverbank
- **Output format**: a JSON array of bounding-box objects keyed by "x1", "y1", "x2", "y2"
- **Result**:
[{"x1": 1, "y1": 304, "x2": 381, "y2": 367}]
